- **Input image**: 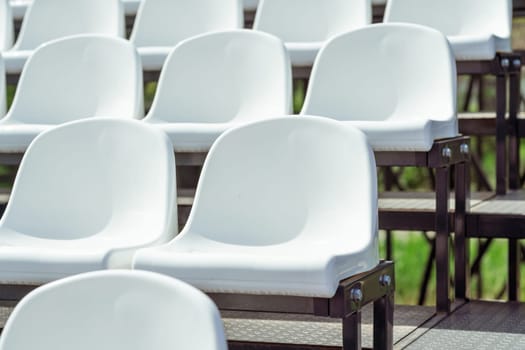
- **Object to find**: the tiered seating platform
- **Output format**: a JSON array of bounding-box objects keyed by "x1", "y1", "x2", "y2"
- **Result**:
[{"x1": 3, "y1": 301, "x2": 525, "y2": 349}]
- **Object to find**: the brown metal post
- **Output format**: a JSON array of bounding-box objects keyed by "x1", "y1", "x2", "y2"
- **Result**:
[
  {"x1": 435, "y1": 165, "x2": 451, "y2": 312},
  {"x1": 374, "y1": 292, "x2": 394, "y2": 350},
  {"x1": 454, "y1": 160, "x2": 471, "y2": 301},
  {"x1": 508, "y1": 59, "x2": 522, "y2": 190},
  {"x1": 342, "y1": 311, "x2": 362, "y2": 350},
  {"x1": 495, "y1": 65, "x2": 508, "y2": 195}
]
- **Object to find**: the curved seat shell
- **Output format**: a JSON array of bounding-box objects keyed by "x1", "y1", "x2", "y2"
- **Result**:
[
  {"x1": 144, "y1": 30, "x2": 292, "y2": 152},
  {"x1": 3, "y1": 0, "x2": 124, "y2": 74},
  {"x1": 0, "y1": 35, "x2": 144, "y2": 153},
  {"x1": 0, "y1": 119, "x2": 176, "y2": 283},
  {"x1": 0, "y1": 270, "x2": 227, "y2": 350},
  {"x1": 253, "y1": 0, "x2": 371, "y2": 66},
  {"x1": 301, "y1": 23, "x2": 458, "y2": 151},
  {"x1": 0, "y1": 0, "x2": 13, "y2": 51},
  {"x1": 130, "y1": 0, "x2": 243, "y2": 71},
  {"x1": 134, "y1": 116, "x2": 379, "y2": 298},
  {"x1": 384, "y1": 0, "x2": 512, "y2": 60}
]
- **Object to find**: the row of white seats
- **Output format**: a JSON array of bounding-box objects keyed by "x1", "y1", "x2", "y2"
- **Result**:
[
  {"x1": 0, "y1": 23, "x2": 456, "y2": 155},
  {"x1": 0, "y1": 111, "x2": 376, "y2": 349},
  {"x1": 0, "y1": 21, "x2": 454, "y2": 349},
  {"x1": 0, "y1": 22, "x2": 454, "y2": 287},
  {"x1": 0, "y1": 115, "x2": 378, "y2": 295},
  {"x1": 0, "y1": 0, "x2": 513, "y2": 73},
  {"x1": 0, "y1": 116, "x2": 377, "y2": 350},
  {"x1": 9, "y1": 0, "x2": 260, "y2": 18}
]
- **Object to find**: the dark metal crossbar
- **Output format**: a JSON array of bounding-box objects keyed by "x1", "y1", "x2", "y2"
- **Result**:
[{"x1": 209, "y1": 261, "x2": 395, "y2": 350}]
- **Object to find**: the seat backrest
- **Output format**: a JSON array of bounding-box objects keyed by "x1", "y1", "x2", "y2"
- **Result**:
[
  {"x1": 253, "y1": 0, "x2": 370, "y2": 42},
  {"x1": 145, "y1": 30, "x2": 291, "y2": 124},
  {"x1": 130, "y1": 0, "x2": 243, "y2": 47},
  {"x1": 0, "y1": 118, "x2": 176, "y2": 243},
  {"x1": 301, "y1": 23, "x2": 456, "y2": 123},
  {"x1": 4, "y1": 35, "x2": 144, "y2": 125},
  {"x1": 0, "y1": 54, "x2": 6, "y2": 115},
  {"x1": 184, "y1": 116, "x2": 377, "y2": 249},
  {"x1": 13, "y1": 0, "x2": 124, "y2": 50},
  {"x1": 0, "y1": 0, "x2": 13, "y2": 51},
  {"x1": 384, "y1": 0, "x2": 511, "y2": 40},
  {"x1": 0, "y1": 271, "x2": 227, "y2": 350}
]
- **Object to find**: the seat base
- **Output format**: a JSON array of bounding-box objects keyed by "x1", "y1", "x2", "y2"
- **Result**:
[{"x1": 208, "y1": 261, "x2": 395, "y2": 350}]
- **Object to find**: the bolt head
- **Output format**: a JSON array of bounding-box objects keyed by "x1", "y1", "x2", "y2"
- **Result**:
[
  {"x1": 460, "y1": 143, "x2": 469, "y2": 155},
  {"x1": 501, "y1": 58, "x2": 510, "y2": 67},
  {"x1": 350, "y1": 288, "x2": 363, "y2": 303},
  {"x1": 380, "y1": 274, "x2": 392, "y2": 287},
  {"x1": 442, "y1": 147, "x2": 452, "y2": 159},
  {"x1": 513, "y1": 59, "x2": 522, "y2": 68}
]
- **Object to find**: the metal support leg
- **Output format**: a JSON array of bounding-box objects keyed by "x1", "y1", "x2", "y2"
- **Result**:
[
  {"x1": 496, "y1": 71, "x2": 507, "y2": 195},
  {"x1": 509, "y1": 68, "x2": 521, "y2": 190},
  {"x1": 435, "y1": 166, "x2": 451, "y2": 312},
  {"x1": 342, "y1": 311, "x2": 362, "y2": 350},
  {"x1": 455, "y1": 161, "x2": 471, "y2": 301},
  {"x1": 374, "y1": 292, "x2": 394, "y2": 350}
]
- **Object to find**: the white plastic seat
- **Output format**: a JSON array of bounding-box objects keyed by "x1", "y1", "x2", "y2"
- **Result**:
[
  {"x1": 3, "y1": 0, "x2": 124, "y2": 74},
  {"x1": 0, "y1": 35, "x2": 144, "y2": 153},
  {"x1": 0, "y1": 0, "x2": 13, "y2": 51},
  {"x1": 0, "y1": 270, "x2": 226, "y2": 350},
  {"x1": 301, "y1": 23, "x2": 458, "y2": 151},
  {"x1": 134, "y1": 116, "x2": 379, "y2": 297},
  {"x1": 0, "y1": 52, "x2": 6, "y2": 116},
  {"x1": 0, "y1": 118, "x2": 176, "y2": 284},
  {"x1": 130, "y1": 0, "x2": 243, "y2": 71},
  {"x1": 10, "y1": 0, "x2": 139, "y2": 18},
  {"x1": 253, "y1": 0, "x2": 371, "y2": 67},
  {"x1": 144, "y1": 30, "x2": 292, "y2": 152},
  {"x1": 383, "y1": 0, "x2": 512, "y2": 61}
]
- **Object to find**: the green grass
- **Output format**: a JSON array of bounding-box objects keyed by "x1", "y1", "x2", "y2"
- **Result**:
[{"x1": 382, "y1": 232, "x2": 525, "y2": 306}]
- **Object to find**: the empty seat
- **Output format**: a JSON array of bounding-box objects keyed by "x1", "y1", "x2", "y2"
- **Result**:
[
  {"x1": 253, "y1": 0, "x2": 371, "y2": 67},
  {"x1": 134, "y1": 116, "x2": 379, "y2": 297},
  {"x1": 301, "y1": 23, "x2": 458, "y2": 151},
  {"x1": 0, "y1": 118, "x2": 176, "y2": 283},
  {"x1": 0, "y1": 35, "x2": 144, "y2": 153},
  {"x1": 383, "y1": 0, "x2": 512, "y2": 60},
  {"x1": 130, "y1": 0, "x2": 243, "y2": 71},
  {"x1": 143, "y1": 30, "x2": 292, "y2": 152},
  {"x1": 3, "y1": 0, "x2": 124, "y2": 74},
  {"x1": 9, "y1": 0, "x2": 139, "y2": 18},
  {"x1": 0, "y1": 0, "x2": 13, "y2": 51},
  {"x1": 0, "y1": 52, "x2": 6, "y2": 116},
  {"x1": 0, "y1": 270, "x2": 227, "y2": 350}
]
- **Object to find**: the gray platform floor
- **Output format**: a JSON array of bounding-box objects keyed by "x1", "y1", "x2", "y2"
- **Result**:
[
  {"x1": 2, "y1": 301, "x2": 525, "y2": 349},
  {"x1": 404, "y1": 301, "x2": 525, "y2": 350},
  {"x1": 225, "y1": 301, "x2": 525, "y2": 349},
  {"x1": 223, "y1": 304, "x2": 435, "y2": 349}
]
